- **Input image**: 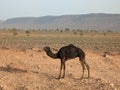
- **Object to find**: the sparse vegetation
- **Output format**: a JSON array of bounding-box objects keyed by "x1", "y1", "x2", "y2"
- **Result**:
[
  {"x1": 0, "y1": 29, "x2": 120, "y2": 52},
  {"x1": 25, "y1": 30, "x2": 30, "y2": 36},
  {"x1": 11, "y1": 28, "x2": 18, "y2": 36}
]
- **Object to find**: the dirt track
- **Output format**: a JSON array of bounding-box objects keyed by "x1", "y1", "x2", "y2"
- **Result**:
[{"x1": 0, "y1": 49, "x2": 120, "y2": 90}]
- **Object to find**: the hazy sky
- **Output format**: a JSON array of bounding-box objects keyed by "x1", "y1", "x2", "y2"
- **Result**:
[{"x1": 0, "y1": 0, "x2": 120, "y2": 20}]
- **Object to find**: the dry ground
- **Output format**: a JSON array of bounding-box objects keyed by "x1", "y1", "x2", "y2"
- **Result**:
[{"x1": 0, "y1": 48, "x2": 120, "y2": 90}]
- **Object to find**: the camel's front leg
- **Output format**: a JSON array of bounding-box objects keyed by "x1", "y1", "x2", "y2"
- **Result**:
[
  {"x1": 58, "y1": 60, "x2": 63, "y2": 79},
  {"x1": 62, "y1": 62, "x2": 66, "y2": 78}
]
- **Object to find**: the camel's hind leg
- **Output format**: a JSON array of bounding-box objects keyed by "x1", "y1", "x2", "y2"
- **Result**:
[
  {"x1": 79, "y1": 60, "x2": 85, "y2": 79},
  {"x1": 83, "y1": 60, "x2": 90, "y2": 78},
  {"x1": 79, "y1": 57, "x2": 90, "y2": 79}
]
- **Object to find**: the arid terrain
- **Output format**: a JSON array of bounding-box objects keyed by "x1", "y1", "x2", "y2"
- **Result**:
[
  {"x1": 0, "y1": 30, "x2": 120, "y2": 90},
  {"x1": 0, "y1": 48, "x2": 120, "y2": 90}
]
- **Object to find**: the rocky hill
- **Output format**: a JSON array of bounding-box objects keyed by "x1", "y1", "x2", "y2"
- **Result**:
[{"x1": 0, "y1": 13, "x2": 120, "y2": 31}]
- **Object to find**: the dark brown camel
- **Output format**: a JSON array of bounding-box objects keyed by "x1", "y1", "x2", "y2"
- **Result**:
[{"x1": 44, "y1": 44, "x2": 90, "y2": 79}]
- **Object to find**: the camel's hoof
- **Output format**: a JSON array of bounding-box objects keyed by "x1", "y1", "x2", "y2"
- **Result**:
[
  {"x1": 87, "y1": 76, "x2": 90, "y2": 79},
  {"x1": 80, "y1": 77, "x2": 83, "y2": 80},
  {"x1": 56, "y1": 77, "x2": 61, "y2": 79},
  {"x1": 61, "y1": 76, "x2": 65, "y2": 78}
]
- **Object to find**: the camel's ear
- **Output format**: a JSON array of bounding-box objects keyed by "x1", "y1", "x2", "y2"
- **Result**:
[
  {"x1": 43, "y1": 47, "x2": 47, "y2": 51},
  {"x1": 43, "y1": 47, "x2": 50, "y2": 51}
]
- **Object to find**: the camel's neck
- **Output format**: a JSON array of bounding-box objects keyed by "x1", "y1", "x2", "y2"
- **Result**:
[{"x1": 46, "y1": 50, "x2": 58, "y2": 59}]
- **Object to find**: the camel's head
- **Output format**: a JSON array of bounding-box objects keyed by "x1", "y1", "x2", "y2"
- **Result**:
[{"x1": 43, "y1": 47, "x2": 50, "y2": 52}]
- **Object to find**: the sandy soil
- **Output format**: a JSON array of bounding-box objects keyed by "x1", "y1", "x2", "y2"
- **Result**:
[{"x1": 0, "y1": 48, "x2": 120, "y2": 90}]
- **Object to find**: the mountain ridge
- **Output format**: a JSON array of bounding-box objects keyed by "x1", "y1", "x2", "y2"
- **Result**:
[{"x1": 0, "y1": 13, "x2": 120, "y2": 31}]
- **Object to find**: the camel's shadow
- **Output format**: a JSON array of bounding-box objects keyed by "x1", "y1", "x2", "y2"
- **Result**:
[{"x1": 0, "y1": 66, "x2": 27, "y2": 73}]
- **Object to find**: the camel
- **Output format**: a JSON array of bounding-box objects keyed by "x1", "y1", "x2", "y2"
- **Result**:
[{"x1": 44, "y1": 44, "x2": 90, "y2": 79}]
